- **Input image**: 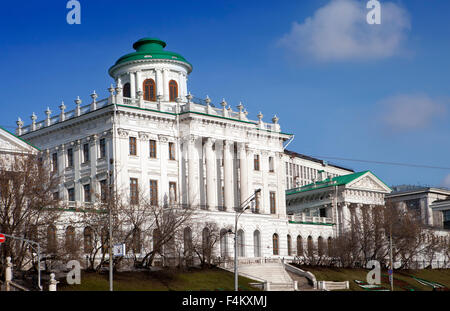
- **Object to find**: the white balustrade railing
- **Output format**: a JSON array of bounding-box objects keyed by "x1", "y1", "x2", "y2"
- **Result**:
[
  {"x1": 18, "y1": 93, "x2": 283, "y2": 135},
  {"x1": 288, "y1": 214, "x2": 334, "y2": 224}
]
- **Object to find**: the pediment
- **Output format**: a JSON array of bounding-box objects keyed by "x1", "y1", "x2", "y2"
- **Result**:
[
  {"x1": 0, "y1": 128, "x2": 37, "y2": 154},
  {"x1": 347, "y1": 173, "x2": 391, "y2": 193}
]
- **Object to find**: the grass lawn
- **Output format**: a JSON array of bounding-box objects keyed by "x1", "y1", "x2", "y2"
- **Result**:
[
  {"x1": 59, "y1": 267, "x2": 260, "y2": 291},
  {"x1": 293, "y1": 264, "x2": 450, "y2": 291}
]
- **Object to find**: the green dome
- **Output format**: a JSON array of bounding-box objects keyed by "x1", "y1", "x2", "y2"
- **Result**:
[{"x1": 110, "y1": 37, "x2": 192, "y2": 72}]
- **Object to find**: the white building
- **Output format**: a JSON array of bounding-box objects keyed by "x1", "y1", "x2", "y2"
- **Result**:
[{"x1": 13, "y1": 37, "x2": 395, "y2": 261}]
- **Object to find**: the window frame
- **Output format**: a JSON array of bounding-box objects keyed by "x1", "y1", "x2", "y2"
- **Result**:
[
  {"x1": 129, "y1": 137, "x2": 137, "y2": 156},
  {"x1": 143, "y1": 79, "x2": 156, "y2": 101},
  {"x1": 149, "y1": 139, "x2": 157, "y2": 158},
  {"x1": 169, "y1": 80, "x2": 178, "y2": 101}
]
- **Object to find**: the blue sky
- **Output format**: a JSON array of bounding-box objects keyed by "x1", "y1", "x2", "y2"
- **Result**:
[{"x1": 0, "y1": 0, "x2": 449, "y2": 188}]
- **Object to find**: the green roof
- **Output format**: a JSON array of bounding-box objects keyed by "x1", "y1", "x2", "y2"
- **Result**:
[
  {"x1": 286, "y1": 171, "x2": 370, "y2": 196},
  {"x1": 110, "y1": 38, "x2": 192, "y2": 71}
]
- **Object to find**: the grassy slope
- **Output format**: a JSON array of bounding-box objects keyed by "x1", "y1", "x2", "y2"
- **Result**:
[
  {"x1": 294, "y1": 265, "x2": 450, "y2": 291},
  {"x1": 59, "y1": 268, "x2": 260, "y2": 291}
]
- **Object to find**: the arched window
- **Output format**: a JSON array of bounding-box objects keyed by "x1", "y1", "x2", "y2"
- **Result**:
[
  {"x1": 123, "y1": 83, "x2": 131, "y2": 98},
  {"x1": 237, "y1": 229, "x2": 245, "y2": 257},
  {"x1": 287, "y1": 234, "x2": 292, "y2": 256},
  {"x1": 47, "y1": 225, "x2": 57, "y2": 253},
  {"x1": 153, "y1": 229, "x2": 161, "y2": 254},
  {"x1": 143, "y1": 79, "x2": 156, "y2": 101},
  {"x1": 84, "y1": 227, "x2": 93, "y2": 253},
  {"x1": 253, "y1": 230, "x2": 261, "y2": 257},
  {"x1": 184, "y1": 227, "x2": 193, "y2": 256},
  {"x1": 220, "y1": 229, "x2": 228, "y2": 258},
  {"x1": 132, "y1": 227, "x2": 141, "y2": 254},
  {"x1": 273, "y1": 233, "x2": 279, "y2": 255},
  {"x1": 169, "y1": 80, "x2": 178, "y2": 101},
  {"x1": 327, "y1": 237, "x2": 333, "y2": 257},
  {"x1": 318, "y1": 236, "x2": 324, "y2": 257},
  {"x1": 297, "y1": 235, "x2": 303, "y2": 256},
  {"x1": 307, "y1": 236, "x2": 314, "y2": 256},
  {"x1": 65, "y1": 226, "x2": 76, "y2": 253},
  {"x1": 101, "y1": 227, "x2": 109, "y2": 254},
  {"x1": 202, "y1": 227, "x2": 211, "y2": 262}
]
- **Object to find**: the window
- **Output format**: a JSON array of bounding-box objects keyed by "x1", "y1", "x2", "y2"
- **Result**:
[
  {"x1": 99, "y1": 138, "x2": 106, "y2": 158},
  {"x1": 169, "y1": 182, "x2": 177, "y2": 203},
  {"x1": 297, "y1": 236, "x2": 303, "y2": 256},
  {"x1": 269, "y1": 156, "x2": 274, "y2": 172},
  {"x1": 327, "y1": 237, "x2": 333, "y2": 257},
  {"x1": 132, "y1": 227, "x2": 141, "y2": 253},
  {"x1": 68, "y1": 188, "x2": 75, "y2": 202},
  {"x1": 123, "y1": 82, "x2": 131, "y2": 98},
  {"x1": 150, "y1": 180, "x2": 158, "y2": 206},
  {"x1": 273, "y1": 234, "x2": 279, "y2": 255},
  {"x1": 169, "y1": 142, "x2": 176, "y2": 160},
  {"x1": 153, "y1": 228, "x2": 161, "y2": 253},
  {"x1": 47, "y1": 225, "x2": 57, "y2": 253},
  {"x1": 65, "y1": 226, "x2": 76, "y2": 253},
  {"x1": 83, "y1": 143, "x2": 89, "y2": 163},
  {"x1": 254, "y1": 154, "x2": 260, "y2": 171},
  {"x1": 254, "y1": 190, "x2": 261, "y2": 213},
  {"x1": 130, "y1": 178, "x2": 138, "y2": 204},
  {"x1": 52, "y1": 153, "x2": 58, "y2": 172},
  {"x1": 307, "y1": 236, "x2": 314, "y2": 256},
  {"x1": 169, "y1": 80, "x2": 178, "y2": 101},
  {"x1": 318, "y1": 236, "x2": 325, "y2": 257},
  {"x1": 270, "y1": 191, "x2": 276, "y2": 214},
  {"x1": 67, "y1": 148, "x2": 73, "y2": 167},
  {"x1": 84, "y1": 184, "x2": 91, "y2": 202},
  {"x1": 237, "y1": 229, "x2": 244, "y2": 257},
  {"x1": 100, "y1": 180, "x2": 107, "y2": 203},
  {"x1": 287, "y1": 235, "x2": 292, "y2": 256},
  {"x1": 149, "y1": 140, "x2": 157, "y2": 158},
  {"x1": 84, "y1": 227, "x2": 93, "y2": 253},
  {"x1": 143, "y1": 79, "x2": 156, "y2": 101},
  {"x1": 253, "y1": 230, "x2": 261, "y2": 257},
  {"x1": 129, "y1": 137, "x2": 137, "y2": 156}
]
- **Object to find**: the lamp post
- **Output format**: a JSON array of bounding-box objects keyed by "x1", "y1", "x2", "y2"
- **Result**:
[{"x1": 231, "y1": 188, "x2": 261, "y2": 291}]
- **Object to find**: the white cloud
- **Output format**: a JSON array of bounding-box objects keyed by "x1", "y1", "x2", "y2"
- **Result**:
[
  {"x1": 441, "y1": 174, "x2": 450, "y2": 188},
  {"x1": 278, "y1": 0, "x2": 410, "y2": 62},
  {"x1": 379, "y1": 94, "x2": 447, "y2": 131}
]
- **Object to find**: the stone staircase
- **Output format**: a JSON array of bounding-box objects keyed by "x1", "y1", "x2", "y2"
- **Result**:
[{"x1": 236, "y1": 262, "x2": 296, "y2": 291}]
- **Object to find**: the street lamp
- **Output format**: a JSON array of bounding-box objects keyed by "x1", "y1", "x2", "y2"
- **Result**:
[{"x1": 230, "y1": 188, "x2": 261, "y2": 291}]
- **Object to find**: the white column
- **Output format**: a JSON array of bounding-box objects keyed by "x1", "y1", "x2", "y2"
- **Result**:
[
  {"x1": 238, "y1": 142, "x2": 248, "y2": 206},
  {"x1": 188, "y1": 135, "x2": 199, "y2": 207},
  {"x1": 223, "y1": 140, "x2": 234, "y2": 211},
  {"x1": 205, "y1": 138, "x2": 217, "y2": 209},
  {"x1": 163, "y1": 69, "x2": 169, "y2": 101},
  {"x1": 156, "y1": 69, "x2": 163, "y2": 97},
  {"x1": 135, "y1": 71, "x2": 142, "y2": 94},
  {"x1": 130, "y1": 72, "x2": 136, "y2": 98},
  {"x1": 74, "y1": 141, "x2": 82, "y2": 205},
  {"x1": 89, "y1": 135, "x2": 98, "y2": 201},
  {"x1": 341, "y1": 203, "x2": 350, "y2": 232}
]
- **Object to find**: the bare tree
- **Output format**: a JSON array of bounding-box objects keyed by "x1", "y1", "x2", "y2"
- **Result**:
[
  {"x1": 0, "y1": 153, "x2": 62, "y2": 274},
  {"x1": 190, "y1": 221, "x2": 220, "y2": 268}
]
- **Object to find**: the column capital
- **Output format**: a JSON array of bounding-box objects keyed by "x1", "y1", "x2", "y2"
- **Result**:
[
  {"x1": 223, "y1": 140, "x2": 234, "y2": 148},
  {"x1": 158, "y1": 134, "x2": 169, "y2": 143},
  {"x1": 139, "y1": 132, "x2": 150, "y2": 141},
  {"x1": 117, "y1": 128, "x2": 129, "y2": 138},
  {"x1": 237, "y1": 142, "x2": 248, "y2": 151},
  {"x1": 205, "y1": 137, "x2": 216, "y2": 148}
]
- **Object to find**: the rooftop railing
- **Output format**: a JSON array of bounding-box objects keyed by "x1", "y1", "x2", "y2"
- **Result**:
[{"x1": 16, "y1": 88, "x2": 283, "y2": 136}]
